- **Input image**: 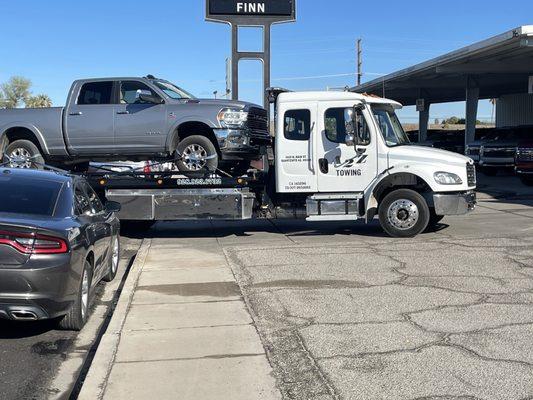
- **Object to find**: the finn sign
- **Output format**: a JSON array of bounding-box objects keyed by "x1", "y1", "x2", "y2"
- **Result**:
[{"x1": 206, "y1": 0, "x2": 295, "y2": 21}]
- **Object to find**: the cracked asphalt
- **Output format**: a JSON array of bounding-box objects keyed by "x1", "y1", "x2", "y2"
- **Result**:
[{"x1": 214, "y1": 195, "x2": 533, "y2": 400}]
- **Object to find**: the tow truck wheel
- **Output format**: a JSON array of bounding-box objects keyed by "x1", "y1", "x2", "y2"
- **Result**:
[
  {"x1": 379, "y1": 189, "x2": 430, "y2": 238},
  {"x1": 175, "y1": 135, "x2": 218, "y2": 173},
  {"x1": 4, "y1": 139, "x2": 44, "y2": 169}
]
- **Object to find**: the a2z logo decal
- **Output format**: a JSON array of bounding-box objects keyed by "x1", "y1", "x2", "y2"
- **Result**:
[{"x1": 334, "y1": 153, "x2": 367, "y2": 177}]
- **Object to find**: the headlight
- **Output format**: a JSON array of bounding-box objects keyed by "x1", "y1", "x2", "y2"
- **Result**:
[
  {"x1": 434, "y1": 171, "x2": 463, "y2": 185},
  {"x1": 217, "y1": 108, "x2": 248, "y2": 128}
]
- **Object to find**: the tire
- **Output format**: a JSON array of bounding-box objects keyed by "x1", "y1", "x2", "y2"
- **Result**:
[
  {"x1": 103, "y1": 235, "x2": 120, "y2": 282},
  {"x1": 58, "y1": 259, "x2": 92, "y2": 331},
  {"x1": 378, "y1": 189, "x2": 430, "y2": 238},
  {"x1": 520, "y1": 176, "x2": 533, "y2": 186},
  {"x1": 175, "y1": 135, "x2": 218, "y2": 173},
  {"x1": 3, "y1": 139, "x2": 44, "y2": 169}
]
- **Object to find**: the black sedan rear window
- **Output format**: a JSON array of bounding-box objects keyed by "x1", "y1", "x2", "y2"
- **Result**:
[{"x1": 0, "y1": 178, "x2": 62, "y2": 216}]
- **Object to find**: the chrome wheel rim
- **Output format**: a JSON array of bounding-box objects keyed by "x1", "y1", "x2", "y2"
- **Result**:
[
  {"x1": 81, "y1": 268, "x2": 89, "y2": 320},
  {"x1": 8, "y1": 148, "x2": 32, "y2": 168},
  {"x1": 182, "y1": 144, "x2": 207, "y2": 171},
  {"x1": 111, "y1": 239, "x2": 119, "y2": 274},
  {"x1": 387, "y1": 199, "x2": 419, "y2": 230}
]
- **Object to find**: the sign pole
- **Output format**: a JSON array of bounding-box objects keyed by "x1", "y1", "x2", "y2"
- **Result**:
[{"x1": 206, "y1": 0, "x2": 296, "y2": 111}]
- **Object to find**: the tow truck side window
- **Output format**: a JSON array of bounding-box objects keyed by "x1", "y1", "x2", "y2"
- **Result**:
[
  {"x1": 284, "y1": 109, "x2": 311, "y2": 141},
  {"x1": 325, "y1": 108, "x2": 370, "y2": 145}
]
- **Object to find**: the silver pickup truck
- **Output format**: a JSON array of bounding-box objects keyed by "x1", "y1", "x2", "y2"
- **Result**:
[{"x1": 0, "y1": 75, "x2": 270, "y2": 172}]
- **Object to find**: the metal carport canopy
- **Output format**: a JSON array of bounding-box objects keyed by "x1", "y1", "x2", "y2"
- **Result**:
[{"x1": 351, "y1": 26, "x2": 533, "y2": 106}]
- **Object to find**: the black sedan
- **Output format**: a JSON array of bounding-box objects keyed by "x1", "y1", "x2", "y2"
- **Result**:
[{"x1": 0, "y1": 167, "x2": 121, "y2": 330}]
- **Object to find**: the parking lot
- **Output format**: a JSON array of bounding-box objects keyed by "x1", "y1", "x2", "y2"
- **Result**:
[
  {"x1": 0, "y1": 174, "x2": 532, "y2": 400},
  {"x1": 69, "y1": 173, "x2": 532, "y2": 400}
]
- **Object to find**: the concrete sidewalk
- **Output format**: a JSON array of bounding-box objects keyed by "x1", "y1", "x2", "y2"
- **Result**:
[{"x1": 79, "y1": 238, "x2": 281, "y2": 400}]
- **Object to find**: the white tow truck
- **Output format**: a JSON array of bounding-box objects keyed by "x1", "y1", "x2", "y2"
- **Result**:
[{"x1": 92, "y1": 89, "x2": 476, "y2": 238}]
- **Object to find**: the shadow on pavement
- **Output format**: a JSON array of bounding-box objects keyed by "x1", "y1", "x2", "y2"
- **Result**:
[{"x1": 0, "y1": 318, "x2": 59, "y2": 339}]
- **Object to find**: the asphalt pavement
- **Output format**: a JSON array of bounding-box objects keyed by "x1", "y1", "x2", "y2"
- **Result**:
[{"x1": 0, "y1": 237, "x2": 142, "y2": 400}]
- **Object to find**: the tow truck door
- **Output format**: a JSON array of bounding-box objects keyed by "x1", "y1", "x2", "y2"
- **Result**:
[
  {"x1": 316, "y1": 101, "x2": 378, "y2": 192},
  {"x1": 275, "y1": 101, "x2": 318, "y2": 193}
]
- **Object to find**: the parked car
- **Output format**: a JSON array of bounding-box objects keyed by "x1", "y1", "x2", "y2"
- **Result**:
[
  {"x1": 0, "y1": 167, "x2": 121, "y2": 330},
  {"x1": 465, "y1": 128, "x2": 500, "y2": 164},
  {"x1": 0, "y1": 75, "x2": 270, "y2": 174},
  {"x1": 479, "y1": 128, "x2": 527, "y2": 175},
  {"x1": 414, "y1": 130, "x2": 465, "y2": 154},
  {"x1": 516, "y1": 140, "x2": 533, "y2": 186}
]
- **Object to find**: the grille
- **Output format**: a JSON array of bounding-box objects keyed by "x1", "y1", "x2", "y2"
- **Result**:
[
  {"x1": 517, "y1": 149, "x2": 533, "y2": 162},
  {"x1": 247, "y1": 107, "x2": 269, "y2": 135},
  {"x1": 467, "y1": 147, "x2": 480, "y2": 156},
  {"x1": 466, "y1": 163, "x2": 476, "y2": 187},
  {"x1": 482, "y1": 147, "x2": 515, "y2": 158}
]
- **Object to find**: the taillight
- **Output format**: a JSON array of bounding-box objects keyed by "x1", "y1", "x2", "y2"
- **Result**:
[
  {"x1": 143, "y1": 162, "x2": 151, "y2": 174},
  {"x1": 0, "y1": 230, "x2": 68, "y2": 254}
]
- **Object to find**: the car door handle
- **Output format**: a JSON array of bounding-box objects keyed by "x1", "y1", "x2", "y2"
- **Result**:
[
  {"x1": 117, "y1": 111, "x2": 129, "y2": 115},
  {"x1": 69, "y1": 111, "x2": 83, "y2": 116}
]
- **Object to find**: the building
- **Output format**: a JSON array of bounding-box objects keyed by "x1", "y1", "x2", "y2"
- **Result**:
[{"x1": 352, "y1": 26, "x2": 533, "y2": 145}]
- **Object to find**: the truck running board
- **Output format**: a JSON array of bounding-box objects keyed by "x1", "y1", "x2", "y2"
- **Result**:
[{"x1": 306, "y1": 193, "x2": 363, "y2": 222}]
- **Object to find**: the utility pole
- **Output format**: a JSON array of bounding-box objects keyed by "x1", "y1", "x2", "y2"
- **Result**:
[{"x1": 357, "y1": 38, "x2": 362, "y2": 86}]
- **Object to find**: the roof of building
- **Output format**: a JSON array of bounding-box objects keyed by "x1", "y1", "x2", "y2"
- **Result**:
[{"x1": 351, "y1": 26, "x2": 533, "y2": 106}]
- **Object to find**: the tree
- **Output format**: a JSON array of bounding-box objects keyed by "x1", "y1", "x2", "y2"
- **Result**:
[
  {"x1": 26, "y1": 94, "x2": 52, "y2": 108},
  {"x1": 0, "y1": 76, "x2": 31, "y2": 108}
]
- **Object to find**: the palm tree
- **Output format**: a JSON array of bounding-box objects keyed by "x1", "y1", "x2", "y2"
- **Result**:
[{"x1": 25, "y1": 94, "x2": 52, "y2": 108}]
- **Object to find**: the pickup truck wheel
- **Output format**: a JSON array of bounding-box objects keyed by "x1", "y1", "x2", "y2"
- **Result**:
[
  {"x1": 379, "y1": 189, "x2": 430, "y2": 238},
  {"x1": 175, "y1": 135, "x2": 218, "y2": 173},
  {"x1": 4, "y1": 140, "x2": 44, "y2": 169}
]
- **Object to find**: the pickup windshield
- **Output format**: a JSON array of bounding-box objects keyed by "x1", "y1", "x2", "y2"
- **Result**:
[
  {"x1": 152, "y1": 80, "x2": 196, "y2": 100},
  {"x1": 371, "y1": 106, "x2": 410, "y2": 147}
]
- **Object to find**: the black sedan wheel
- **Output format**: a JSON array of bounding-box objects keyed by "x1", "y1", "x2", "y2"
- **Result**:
[
  {"x1": 58, "y1": 259, "x2": 92, "y2": 331},
  {"x1": 103, "y1": 236, "x2": 120, "y2": 282}
]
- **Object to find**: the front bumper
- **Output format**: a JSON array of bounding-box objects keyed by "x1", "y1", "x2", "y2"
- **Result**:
[
  {"x1": 214, "y1": 128, "x2": 271, "y2": 160},
  {"x1": 0, "y1": 254, "x2": 78, "y2": 321},
  {"x1": 479, "y1": 157, "x2": 514, "y2": 167},
  {"x1": 433, "y1": 191, "x2": 476, "y2": 216},
  {"x1": 515, "y1": 163, "x2": 533, "y2": 175}
]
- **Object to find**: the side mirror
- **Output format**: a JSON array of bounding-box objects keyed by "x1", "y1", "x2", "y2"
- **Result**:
[
  {"x1": 137, "y1": 89, "x2": 163, "y2": 104},
  {"x1": 345, "y1": 133, "x2": 355, "y2": 147},
  {"x1": 105, "y1": 201, "x2": 121, "y2": 214}
]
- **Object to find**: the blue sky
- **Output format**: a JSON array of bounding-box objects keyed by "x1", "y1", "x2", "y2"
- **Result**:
[{"x1": 1, "y1": 0, "x2": 531, "y2": 123}]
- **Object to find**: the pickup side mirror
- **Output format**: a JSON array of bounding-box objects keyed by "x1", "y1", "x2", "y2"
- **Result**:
[
  {"x1": 137, "y1": 89, "x2": 163, "y2": 104},
  {"x1": 105, "y1": 201, "x2": 121, "y2": 214}
]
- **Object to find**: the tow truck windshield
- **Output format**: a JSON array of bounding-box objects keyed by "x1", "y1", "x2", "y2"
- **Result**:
[
  {"x1": 152, "y1": 80, "x2": 196, "y2": 100},
  {"x1": 372, "y1": 106, "x2": 410, "y2": 147}
]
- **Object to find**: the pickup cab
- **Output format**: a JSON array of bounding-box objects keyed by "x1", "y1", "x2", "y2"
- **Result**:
[{"x1": 0, "y1": 76, "x2": 270, "y2": 173}]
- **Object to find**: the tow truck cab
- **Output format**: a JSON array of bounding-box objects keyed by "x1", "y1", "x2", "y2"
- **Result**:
[
  {"x1": 102, "y1": 90, "x2": 476, "y2": 238},
  {"x1": 273, "y1": 91, "x2": 476, "y2": 236}
]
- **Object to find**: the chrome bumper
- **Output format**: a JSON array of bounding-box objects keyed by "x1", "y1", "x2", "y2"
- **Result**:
[
  {"x1": 214, "y1": 129, "x2": 270, "y2": 154},
  {"x1": 433, "y1": 191, "x2": 476, "y2": 216}
]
